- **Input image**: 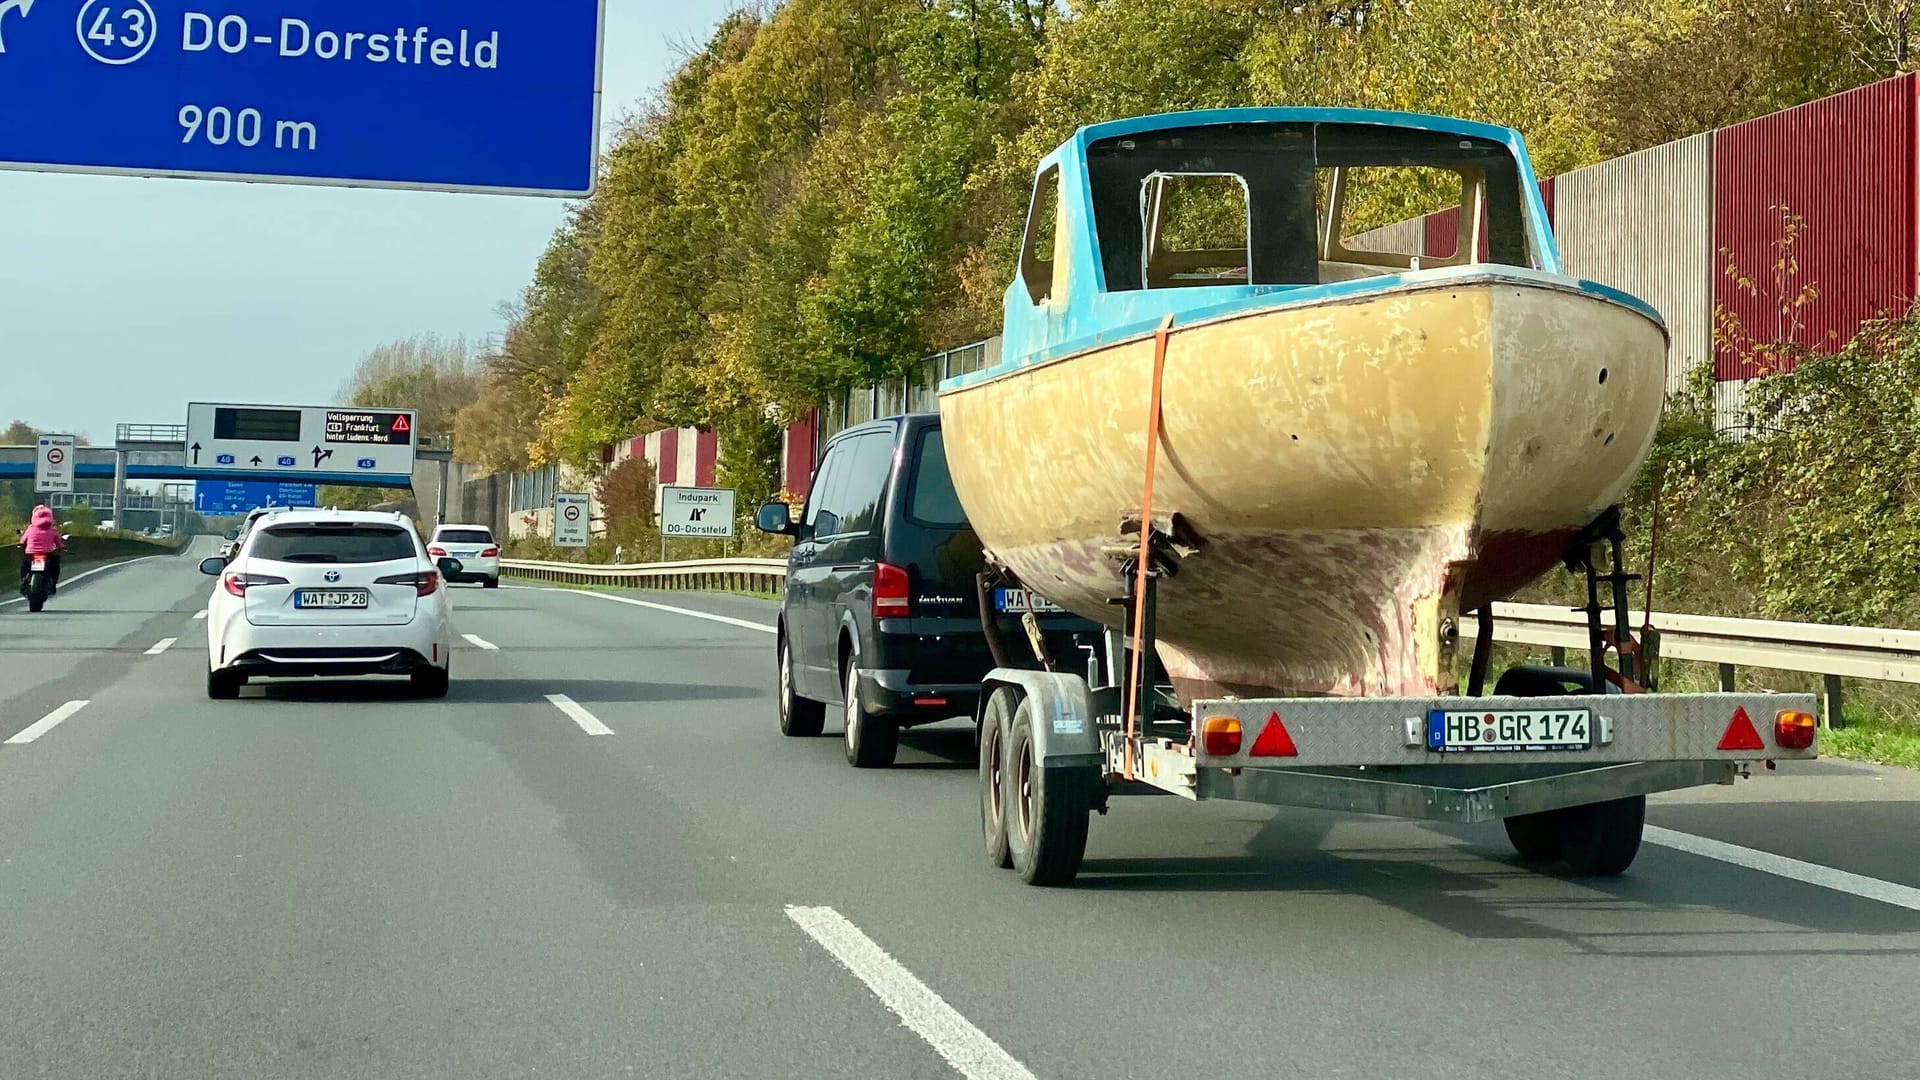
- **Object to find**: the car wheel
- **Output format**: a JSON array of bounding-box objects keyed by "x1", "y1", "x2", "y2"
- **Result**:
[
  {"x1": 207, "y1": 668, "x2": 240, "y2": 700},
  {"x1": 484, "y1": 576, "x2": 500, "y2": 589},
  {"x1": 778, "y1": 636, "x2": 825, "y2": 737},
  {"x1": 413, "y1": 661, "x2": 451, "y2": 699},
  {"x1": 843, "y1": 658, "x2": 897, "y2": 768}
]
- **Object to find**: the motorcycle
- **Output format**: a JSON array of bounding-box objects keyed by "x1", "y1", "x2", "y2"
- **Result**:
[{"x1": 19, "y1": 534, "x2": 70, "y2": 614}]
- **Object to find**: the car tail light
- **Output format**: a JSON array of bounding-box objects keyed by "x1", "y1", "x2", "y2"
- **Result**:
[
  {"x1": 872, "y1": 562, "x2": 910, "y2": 618},
  {"x1": 377, "y1": 571, "x2": 441, "y2": 597},
  {"x1": 480, "y1": 547, "x2": 500, "y2": 557},
  {"x1": 223, "y1": 572, "x2": 288, "y2": 597},
  {"x1": 1200, "y1": 716, "x2": 1242, "y2": 756},
  {"x1": 1774, "y1": 709, "x2": 1817, "y2": 750},
  {"x1": 427, "y1": 545, "x2": 448, "y2": 557}
]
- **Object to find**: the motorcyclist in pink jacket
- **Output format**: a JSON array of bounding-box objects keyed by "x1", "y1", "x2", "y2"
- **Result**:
[{"x1": 18, "y1": 505, "x2": 65, "y2": 595}]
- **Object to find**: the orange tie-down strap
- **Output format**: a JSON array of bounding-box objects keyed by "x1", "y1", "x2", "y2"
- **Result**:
[{"x1": 1123, "y1": 314, "x2": 1175, "y2": 781}]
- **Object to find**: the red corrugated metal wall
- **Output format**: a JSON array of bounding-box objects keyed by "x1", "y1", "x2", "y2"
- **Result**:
[
  {"x1": 657, "y1": 428, "x2": 679, "y2": 485},
  {"x1": 1713, "y1": 74, "x2": 1918, "y2": 379},
  {"x1": 695, "y1": 431, "x2": 718, "y2": 487},
  {"x1": 782, "y1": 414, "x2": 817, "y2": 502},
  {"x1": 1424, "y1": 177, "x2": 1555, "y2": 260}
]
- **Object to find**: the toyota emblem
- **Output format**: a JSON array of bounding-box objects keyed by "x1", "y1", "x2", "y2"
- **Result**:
[{"x1": 324, "y1": 570, "x2": 341, "y2": 582}]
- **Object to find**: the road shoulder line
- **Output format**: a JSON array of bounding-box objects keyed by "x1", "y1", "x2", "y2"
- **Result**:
[{"x1": 553, "y1": 587, "x2": 776, "y2": 634}]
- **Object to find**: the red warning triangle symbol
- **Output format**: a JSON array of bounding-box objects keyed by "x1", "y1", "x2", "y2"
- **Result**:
[
  {"x1": 1249, "y1": 712, "x2": 1298, "y2": 757},
  {"x1": 1717, "y1": 706, "x2": 1766, "y2": 751},
  {"x1": 391, "y1": 415, "x2": 411, "y2": 433}
]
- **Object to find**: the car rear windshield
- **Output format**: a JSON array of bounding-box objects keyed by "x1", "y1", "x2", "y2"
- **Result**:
[
  {"x1": 435, "y1": 529, "x2": 493, "y2": 544},
  {"x1": 906, "y1": 428, "x2": 968, "y2": 528},
  {"x1": 251, "y1": 525, "x2": 416, "y2": 564}
]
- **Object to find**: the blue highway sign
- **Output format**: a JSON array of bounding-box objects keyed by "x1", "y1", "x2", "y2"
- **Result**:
[
  {"x1": 194, "y1": 480, "x2": 317, "y2": 515},
  {"x1": 0, "y1": 1, "x2": 603, "y2": 195}
]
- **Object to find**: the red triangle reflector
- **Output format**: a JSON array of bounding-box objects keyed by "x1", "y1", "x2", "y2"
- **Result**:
[
  {"x1": 1717, "y1": 706, "x2": 1766, "y2": 751},
  {"x1": 1249, "y1": 712, "x2": 1298, "y2": 757},
  {"x1": 392, "y1": 415, "x2": 411, "y2": 432}
]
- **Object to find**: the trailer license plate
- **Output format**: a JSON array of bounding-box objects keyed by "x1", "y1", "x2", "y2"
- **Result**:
[
  {"x1": 1427, "y1": 708, "x2": 1592, "y2": 752},
  {"x1": 294, "y1": 590, "x2": 369, "y2": 610},
  {"x1": 994, "y1": 588, "x2": 1062, "y2": 614}
]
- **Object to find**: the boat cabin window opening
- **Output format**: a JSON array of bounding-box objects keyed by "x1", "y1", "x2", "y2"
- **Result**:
[
  {"x1": 1319, "y1": 165, "x2": 1470, "y2": 277},
  {"x1": 1139, "y1": 172, "x2": 1253, "y2": 288},
  {"x1": 1084, "y1": 123, "x2": 1534, "y2": 292},
  {"x1": 1019, "y1": 164, "x2": 1062, "y2": 304}
]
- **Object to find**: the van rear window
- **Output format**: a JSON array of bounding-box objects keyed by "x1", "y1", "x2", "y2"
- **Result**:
[{"x1": 907, "y1": 429, "x2": 967, "y2": 528}]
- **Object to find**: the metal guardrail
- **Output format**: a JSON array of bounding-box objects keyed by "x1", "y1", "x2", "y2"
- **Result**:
[
  {"x1": 502, "y1": 557, "x2": 787, "y2": 594},
  {"x1": 500, "y1": 559, "x2": 1905, "y2": 720}
]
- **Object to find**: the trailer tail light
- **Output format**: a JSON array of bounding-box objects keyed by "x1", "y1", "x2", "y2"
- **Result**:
[
  {"x1": 1774, "y1": 710, "x2": 1817, "y2": 750},
  {"x1": 1249, "y1": 712, "x2": 1299, "y2": 757},
  {"x1": 872, "y1": 563, "x2": 911, "y2": 618},
  {"x1": 1716, "y1": 706, "x2": 1766, "y2": 751},
  {"x1": 1200, "y1": 716, "x2": 1242, "y2": 756}
]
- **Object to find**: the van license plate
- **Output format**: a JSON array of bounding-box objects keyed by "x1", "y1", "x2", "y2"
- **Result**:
[
  {"x1": 295, "y1": 590, "x2": 370, "y2": 610},
  {"x1": 1427, "y1": 708, "x2": 1592, "y2": 752},
  {"x1": 994, "y1": 588, "x2": 1062, "y2": 614}
]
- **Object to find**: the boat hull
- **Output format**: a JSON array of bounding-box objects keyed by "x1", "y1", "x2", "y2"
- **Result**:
[{"x1": 939, "y1": 276, "x2": 1666, "y2": 703}]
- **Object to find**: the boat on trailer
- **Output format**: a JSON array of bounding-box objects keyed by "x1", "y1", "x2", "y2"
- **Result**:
[{"x1": 939, "y1": 108, "x2": 1668, "y2": 706}]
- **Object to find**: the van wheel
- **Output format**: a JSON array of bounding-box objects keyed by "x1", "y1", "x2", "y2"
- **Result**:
[
  {"x1": 980, "y1": 688, "x2": 1018, "y2": 869},
  {"x1": 778, "y1": 637, "x2": 825, "y2": 737},
  {"x1": 207, "y1": 669, "x2": 241, "y2": 700},
  {"x1": 1003, "y1": 698, "x2": 1093, "y2": 886},
  {"x1": 843, "y1": 660, "x2": 898, "y2": 768}
]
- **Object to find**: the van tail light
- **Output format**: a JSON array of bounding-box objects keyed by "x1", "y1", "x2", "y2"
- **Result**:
[
  {"x1": 480, "y1": 547, "x2": 500, "y2": 558},
  {"x1": 377, "y1": 570, "x2": 441, "y2": 597},
  {"x1": 224, "y1": 572, "x2": 288, "y2": 597},
  {"x1": 1774, "y1": 710, "x2": 1817, "y2": 750},
  {"x1": 427, "y1": 545, "x2": 448, "y2": 557},
  {"x1": 1200, "y1": 716, "x2": 1243, "y2": 756},
  {"x1": 872, "y1": 562, "x2": 911, "y2": 618}
]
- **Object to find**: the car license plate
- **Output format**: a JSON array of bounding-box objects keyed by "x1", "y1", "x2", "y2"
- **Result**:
[
  {"x1": 994, "y1": 587, "x2": 1062, "y2": 614},
  {"x1": 294, "y1": 589, "x2": 370, "y2": 610},
  {"x1": 1427, "y1": 707, "x2": 1592, "y2": 752}
]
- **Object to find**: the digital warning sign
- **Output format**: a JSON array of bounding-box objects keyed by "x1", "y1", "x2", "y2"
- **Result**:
[{"x1": 325, "y1": 410, "x2": 414, "y2": 446}]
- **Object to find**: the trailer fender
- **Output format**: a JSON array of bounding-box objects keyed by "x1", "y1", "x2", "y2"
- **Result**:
[{"x1": 979, "y1": 669, "x2": 1103, "y2": 768}]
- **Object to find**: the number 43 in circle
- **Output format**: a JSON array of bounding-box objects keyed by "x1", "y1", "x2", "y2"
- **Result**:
[{"x1": 77, "y1": 0, "x2": 156, "y2": 66}]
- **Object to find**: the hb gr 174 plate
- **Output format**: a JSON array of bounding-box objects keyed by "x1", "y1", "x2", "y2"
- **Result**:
[{"x1": 1427, "y1": 707, "x2": 1592, "y2": 752}]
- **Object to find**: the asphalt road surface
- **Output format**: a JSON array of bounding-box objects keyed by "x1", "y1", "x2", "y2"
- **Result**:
[{"x1": 3, "y1": 538, "x2": 1916, "y2": 1080}]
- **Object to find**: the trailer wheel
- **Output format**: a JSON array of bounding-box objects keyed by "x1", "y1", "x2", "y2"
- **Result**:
[
  {"x1": 1502, "y1": 813, "x2": 1562, "y2": 861},
  {"x1": 1556, "y1": 795, "x2": 1646, "y2": 876},
  {"x1": 979, "y1": 688, "x2": 1017, "y2": 870},
  {"x1": 1003, "y1": 698, "x2": 1092, "y2": 886}
]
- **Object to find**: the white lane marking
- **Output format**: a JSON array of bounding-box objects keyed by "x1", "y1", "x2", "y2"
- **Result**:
[
  {"x1": 786, "y1": 905, "x2": 1039, "y2": 1080},
  {"x1": 1646, "y1": 826, "x2": 1920, "y2": 912},
  {"x1": 563, "y1": 588, "x2": 776, "y2": 634},
  {"x1": 145, "y1": 637, "x2": 178, "y2": 656},
  {"x1": 0, "y1": 555, "x2": 173, "y2": 608},
  {"x1": 546, "y1": 694, "x2": 613, "y2": 736},
  {"x1": 462, "y1": 633, "x2": 499, "y2": 651},
  {"x1": 6, "y1": 701, "x2": 90, "y2": 746},
  {"x1": 194, "y1": 609, "x2": 209, "y2": 620}
]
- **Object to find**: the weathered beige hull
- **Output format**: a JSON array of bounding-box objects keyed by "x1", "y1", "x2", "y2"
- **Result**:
[{"x1": 939, "y1": 278, "x2": 1666, "y2": 703}]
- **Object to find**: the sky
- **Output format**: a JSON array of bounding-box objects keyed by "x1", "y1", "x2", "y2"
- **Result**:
[{"x1": 1, "y1": 1, "x2": 742, "y2": 444}]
